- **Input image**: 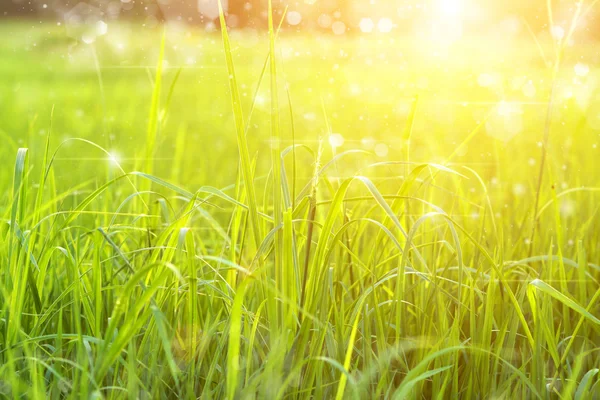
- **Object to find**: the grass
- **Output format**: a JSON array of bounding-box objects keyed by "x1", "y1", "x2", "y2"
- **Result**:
[{"x1": 0, "y1": 7, "x2": 599, "y2": 399}]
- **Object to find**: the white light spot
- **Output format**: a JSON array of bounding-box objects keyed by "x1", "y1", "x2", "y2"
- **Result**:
[
  {"x1": 269, "y1": 138, "x2": 281, "y2": 149},
  {"x1": 437, "y1": 0, "x2": 462, "y2": 18},
  {"x1": 377, "y1": 18, "x2": 393, "y2": 33},
  {"x1": 349, "y1": 83, "x2": 362, "y2": 95},
  {"x1": 318, "y1": 14, "x2": 332, "y2": 28},
  {"x1": 486, "y1": 101, "x2": 524, "y2": 141},
  {"x1": 329, "y1": 133, "x2": 344, "y2": 148},
  {"x1": 332, "y1": 21, "x2": 346, "y2": 35},
  {"x1": 108, "y1": 152, "x2": 120, "y2": 165},
  {"x1": 286, "y1": 11, "x2": 302, "y2": 26},
  {"x1": 359, "y1": 18, "x2": 374, "y2": 33},
  {"x1": 574, "y1": 62, "x2": 589, "y2": 77},
  {"x1": 513, "y1": 183, "x2": 526, "y2": 196},
  {"x1": 81, "y1": 34, "x2": 95, "y2": 44},
  {"x1": 254, "y1": 95, "x2": 266, "y2": 109},
  {"x1": 96, "y1": 20, "x2": 108, "y2": 36},
  {"x1": 375, "y1": 143, "x2": 389, "y2": 157},
  {"x1": 416, "y1": 76, "x2": 429, "y2": 89},
  {"x1": 478, "y1": 73, "x2": 497, "y2": 88},
  {"x1": 205, "y1": 21, "x2": 216, "y2": 32},
  {"x1": 560, "y1": 200, "x2": 575, "y2": 217},
  {"x1": 198, "y1": 0, "x2": 227, "y2": 20},
  {"x1": 361, "y1": 136, "x2": 375, "y2": 150},
  {"x1": 64, "y1": 2, "x2": 106, "y2": 43},
  {"x1": 551, "y1": 25, "x2": 565, "y2": 41},
  {"x1": 522, "y1": 80, "x2": 536, "y2": 98}
]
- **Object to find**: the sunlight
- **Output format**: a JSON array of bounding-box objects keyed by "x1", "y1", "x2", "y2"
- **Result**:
[
  {"x1": 437, "y1": 0, "x2": 463, "y2": 18},
  {"x1": 107, "y1": 152, "x2": 120, "y2": 166},
  {"x1": 3, "y1": 0, "x2": 600, "y2": 398}
]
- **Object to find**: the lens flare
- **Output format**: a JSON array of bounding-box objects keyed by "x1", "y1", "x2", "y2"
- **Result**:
[{"x1": 438, "y1": 0, "x2": 463, "y2": 18}]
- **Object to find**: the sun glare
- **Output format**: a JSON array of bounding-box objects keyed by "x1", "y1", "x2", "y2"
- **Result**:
[{"x1": 438, "y1": 0, "x2": 463, "y2": 18}]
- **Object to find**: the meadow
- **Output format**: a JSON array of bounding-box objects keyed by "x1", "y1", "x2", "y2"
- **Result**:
[{"x1": 0, "y1": 14, "x2": 599, "y2": 399}]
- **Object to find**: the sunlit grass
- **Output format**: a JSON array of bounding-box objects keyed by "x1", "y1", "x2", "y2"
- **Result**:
[{"x1": 0, "y1": 4, "x2": 599, "y2": 398}]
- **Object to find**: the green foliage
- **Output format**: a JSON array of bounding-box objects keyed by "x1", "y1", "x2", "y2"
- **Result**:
[{"x1": 0, "y1": 10, "x2": 599, "y2": 400}]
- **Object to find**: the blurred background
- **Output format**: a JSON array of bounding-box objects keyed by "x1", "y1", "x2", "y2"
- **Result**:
[
  {"x1": 1, "y1": 0, "x2": 598, "y2": 230},
  {"x1": 2, "y1": 0, "x2": 599, "y2": 41}
]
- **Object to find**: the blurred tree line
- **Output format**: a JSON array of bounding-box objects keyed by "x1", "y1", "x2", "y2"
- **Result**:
[{"x1": 1, "y1": 0, "x2": 598, "y2": 38}]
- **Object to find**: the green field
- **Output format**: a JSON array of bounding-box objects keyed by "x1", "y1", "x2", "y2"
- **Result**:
[{"x1": 0, "y1": 19, "x2": 599, "y2": 398}]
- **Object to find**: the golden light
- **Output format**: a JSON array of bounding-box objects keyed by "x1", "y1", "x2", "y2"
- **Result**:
[
  {"x1": 430, "y1": 0, "x2": 465, "y2": 43},
  {"x1": 437, "y1": 0, "x2": 463, "y2": 18}
]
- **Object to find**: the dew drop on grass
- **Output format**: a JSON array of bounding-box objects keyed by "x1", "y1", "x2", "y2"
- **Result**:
[{"x1": 108, "y1": 152, "x2": 120, "y2": 166}]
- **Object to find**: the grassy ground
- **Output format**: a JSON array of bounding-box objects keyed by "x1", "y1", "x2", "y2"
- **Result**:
[{"x1": 0, "y1": 18, "x2": 599, "y2": 398}]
